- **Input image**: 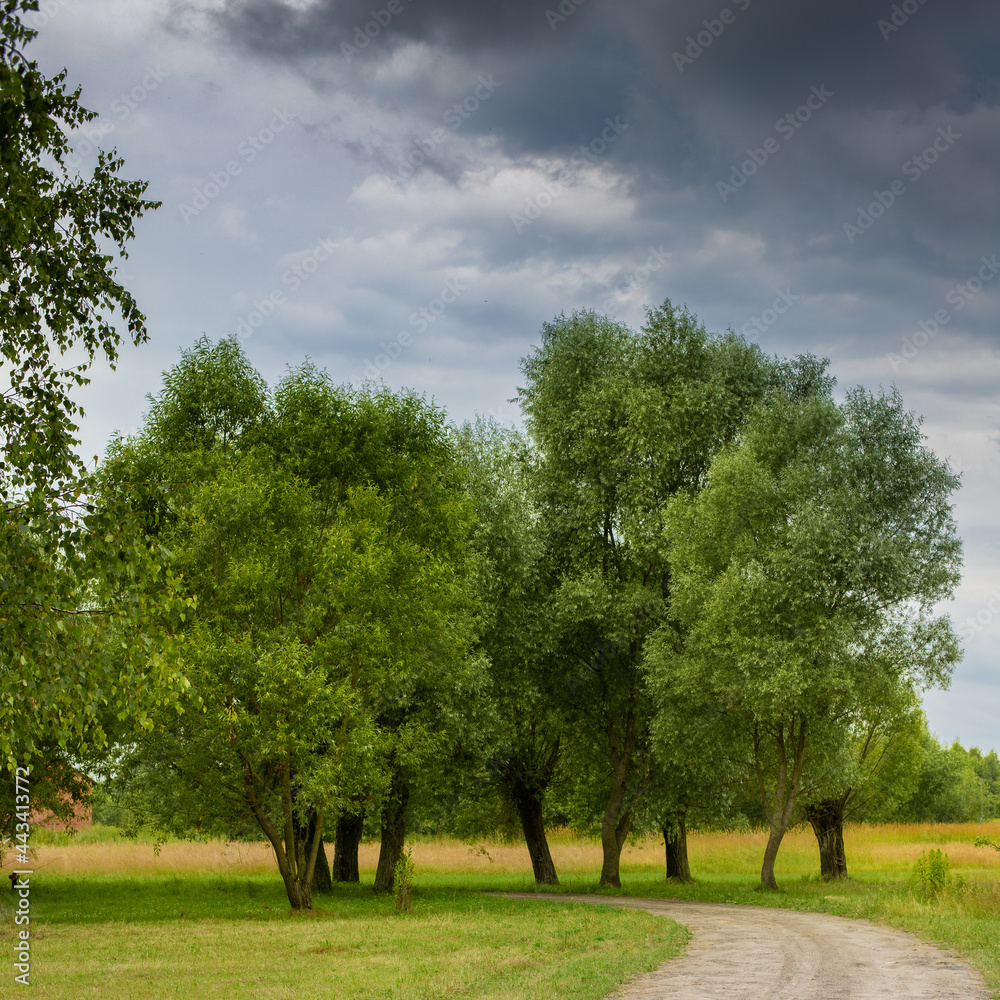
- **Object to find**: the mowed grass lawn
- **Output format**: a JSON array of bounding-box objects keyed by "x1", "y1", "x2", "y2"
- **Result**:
[
  {"x1": 6, "y1": 820, "x2": 1000, "y2": 998},
  {"x1": 2, "y1": 868, "x2": 686, "y2": 1000}
]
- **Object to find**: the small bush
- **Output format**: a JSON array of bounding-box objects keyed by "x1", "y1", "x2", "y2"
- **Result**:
[
  {"x1": 393, "y1": 846, "x2": 415, "y2": 914},
  {"x1": 910, "y1": 848, "x2": 953, "y2": 900}
]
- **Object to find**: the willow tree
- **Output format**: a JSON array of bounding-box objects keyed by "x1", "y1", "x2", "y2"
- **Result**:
[
  {"x1": 102, "y1": 340, "x2": 481, "y2": 908},
  {"x1": 660, "y1": 388, "x2": 962, "y2": 889},
  {"x1": 454, "y1": 418, "x2": 566, "y2": 885},
  {"x1": 516, "y1": 302, "x2": 780, "y2": 886}
]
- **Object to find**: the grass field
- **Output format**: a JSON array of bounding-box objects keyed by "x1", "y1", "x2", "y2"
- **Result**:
[{"x1": 4, "y1": 820, "x2": 999, "y2": 998}]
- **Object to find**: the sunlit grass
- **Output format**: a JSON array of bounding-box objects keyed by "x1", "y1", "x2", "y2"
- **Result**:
[
  {"x1": 12, "y1": 820, "x2": 1000, "y2": 998},
  {"x1": 1, "y1": 876, "x2": 686, "y2": 1000}
]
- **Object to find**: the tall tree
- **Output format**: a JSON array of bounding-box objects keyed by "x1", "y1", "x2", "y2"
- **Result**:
[
  {"x1": 660, "y1": 388, "x2": 962, "y2": 888},
  {"x1": 454, "y1": 418, "x2": 565, "y2": 885},
  {"x1": 517, "y1": 303, "x2": 778, "y2": 886},
  {"x1": 102, "y1": 342, "x2": 481, "y2": 908}
]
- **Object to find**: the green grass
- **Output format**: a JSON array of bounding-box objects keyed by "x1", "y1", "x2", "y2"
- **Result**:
[
  {"x1": 1, "y1": 874, "x2": 687, "y2": 999},
  {"x1": 8, "y1": 823, "x2": 1000, "y2": 997}
]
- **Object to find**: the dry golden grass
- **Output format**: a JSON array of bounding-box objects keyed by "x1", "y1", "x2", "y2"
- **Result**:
[
  {"x1": 32, "y1": 819, "x2": 1000, "y2": 879},
  {"x1": 33, "y1": 840, "x2": 279, "y2": 877}
]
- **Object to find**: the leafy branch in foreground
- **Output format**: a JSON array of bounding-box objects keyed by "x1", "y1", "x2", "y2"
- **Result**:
[{"x1": 1, "y1": 0, "x2": 179, "y2": 774}]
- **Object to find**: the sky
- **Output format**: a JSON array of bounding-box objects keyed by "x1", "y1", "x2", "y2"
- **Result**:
[{"x1": 23, "y1": 0, "x2": 1000, "y2": 753}]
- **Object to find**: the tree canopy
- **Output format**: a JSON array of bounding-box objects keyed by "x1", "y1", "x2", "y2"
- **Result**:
[
  {"x1": 102, "y1": 340, "x2": 483, "y2": 908},
  {"x1": 656, "y1": 387, "x2": 962, "y2": 887}
]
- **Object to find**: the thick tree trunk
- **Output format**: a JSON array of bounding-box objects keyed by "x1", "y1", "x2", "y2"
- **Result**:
[
  {"x1": 313, "y1": 836, "x2": 333, "y2": 894},
  {"x1": 333, "y1": 809, "x2": 365, "y2": 883},
  {"x1": 664, "y1": 813, "x2": 691, "y2": 882},
  {"x1": 804, "y1": 798, "x2": 848, "y2": 880},
  {"x1": 495, "y1": 733, "x2": 561, "y2": 885},
  {"x1": 599, "y1": 781, "x2": 632, "y2": 888},
  {"x1": 374, "y1": 773, "x2": 409, "y2": 893},
  {"x1": 600, "y1": 708, "x2": 641, "y2": 888},
  {"x1": 512, "y1": 785, "x2": 558, "y2": 885}
]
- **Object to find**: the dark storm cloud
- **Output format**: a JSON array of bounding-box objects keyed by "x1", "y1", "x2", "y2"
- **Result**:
[
  {"x1": 195, "y1": 0, "x2": 1000, "y2": 326},
  {"x1": 204, "y1": 0, "x2": 998, "y2": 127},
  {"x1": 202, "y1": 2, "x2": 998, "y2": 191},
  {"x1": 207, "y1": 0, "x2": 556, "y2": 56}
]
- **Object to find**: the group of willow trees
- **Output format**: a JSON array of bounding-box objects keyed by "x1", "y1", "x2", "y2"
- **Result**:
[{"x1": 96, "y1": 303, "x2": 962, "y2": 908}]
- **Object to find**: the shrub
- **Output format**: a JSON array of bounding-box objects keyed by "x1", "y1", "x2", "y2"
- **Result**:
[
  {"x1": 910, "y1": 848, "x2": 952, "y2": 900},
  {"x1": 393, "y1": 846, "x2": 415, "y2": 913}
]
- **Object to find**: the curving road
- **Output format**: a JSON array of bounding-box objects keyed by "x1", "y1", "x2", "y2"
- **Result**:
[{"x1": 502, "y1": 893, "x2": 990, "y2": 999}]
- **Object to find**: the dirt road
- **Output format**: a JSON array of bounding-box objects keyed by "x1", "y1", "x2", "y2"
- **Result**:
[{"x1": 502, "y1": 893, "x2": 990, "y2": 999}]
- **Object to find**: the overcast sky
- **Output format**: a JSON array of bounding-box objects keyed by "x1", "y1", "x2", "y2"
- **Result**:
[{"x1": 27, "y1": 0, "x2": 999, "y2": 753}]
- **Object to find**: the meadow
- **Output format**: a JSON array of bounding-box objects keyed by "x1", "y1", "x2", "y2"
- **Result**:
[{"x1": 4, "y1": 821, "x2": 999, "y2": 998}]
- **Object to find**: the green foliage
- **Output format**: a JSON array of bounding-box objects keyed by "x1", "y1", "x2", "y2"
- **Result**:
[
  {"x1": 882, "y1": 730, "x2": 1000, "y2": 823},
  {"x1": 658, "y1": 385, "x2": 963, "y2": 885},
  {"x1": 0, "y1": 1, "x2": 184, "y2": 773},
  {"x1": 910, "y1": 848, "x2": 953, "y2": 901},
  {"x1": 974, "y1": 836, "x2": 999, "y2": 852},
  {"x1": 516, "y1": 303, "x2": 784, "y2": 880},
  {"x1": 101, "y1": 339, "x2": 483, "y2": 907},
  {"x1": 393, "y1": 844, "x2": 415, "y2": 912}
]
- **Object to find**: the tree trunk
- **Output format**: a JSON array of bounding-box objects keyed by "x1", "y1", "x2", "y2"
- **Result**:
[
  {"x1": 295, "y1": 809, "x2": 332, "y2": 894},
  {"x1": 804, "y1": 798, "x2": 848, "y2": 880},
  {"x1": 374, "y1": 773, "x2": 409, "y2": 893},
  {"x1": 333, "y1": 809, "x2": 365, "y2": 883},
  {"x1": 244, "y1": 760, "x2": 326, "y2": 910},
  {"x1": 512, "y1": 784, "x2": 558, "y2": 885},
  {"x1": 599, "y1": 780, "x2": 632, "y2": 888},
  {"x1": 754, "y1": 718, "x2": 807, "y2": 891},
  {"x1": 313, "y1": 836, "x2": 333, "y2": 894},
  {"x1": 664, "y1": 812, "x2": 691, "y2": 882},
  {"x1": 760, "y1": 825, "x2": 785, "y2": 890}
]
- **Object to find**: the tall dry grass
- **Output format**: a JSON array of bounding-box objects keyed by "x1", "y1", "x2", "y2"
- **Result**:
[{"x1": 28, "y1": 819, "x2": 1000, "y2": 878}]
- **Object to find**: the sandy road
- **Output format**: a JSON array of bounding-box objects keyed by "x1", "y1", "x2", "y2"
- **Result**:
[{"x1": 501, "y1": 893, "x2": 991, "y2": 999}]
